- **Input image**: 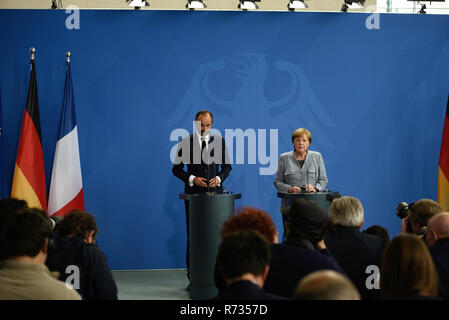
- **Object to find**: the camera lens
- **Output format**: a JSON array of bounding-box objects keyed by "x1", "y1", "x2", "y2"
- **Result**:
[{"x1": 395, "y1": 202, "x2": 409, "y2": 219}]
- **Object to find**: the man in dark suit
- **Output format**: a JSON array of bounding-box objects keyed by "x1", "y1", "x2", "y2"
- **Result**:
[
  {"x1": 172, "y1": 110, "x2": 232, "y2": 283},
  {"x1": 427, "y1": 212, "x2": 449, "y2": 299},
  {"x1": 213, "y1": 230, "x2": 285, "y2": 300},
  {"x1": 325, "y1": 196, "x2": 383, "y2": 300}
]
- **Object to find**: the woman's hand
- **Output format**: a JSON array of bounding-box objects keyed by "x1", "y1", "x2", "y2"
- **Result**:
[
  {"x1": 288, "y1": 186, "x2": 302, "y2": 193},
  {"x1": 304, "y1": 184, "x2": 317, "y2": 193}
]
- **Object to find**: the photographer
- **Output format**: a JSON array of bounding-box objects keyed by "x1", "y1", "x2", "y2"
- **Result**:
[
  {"x1": 397, "y1": 199, "x2": 441, "y2": 239},
  {"x1": 46, "y1": 210, "x2": 118, "y2": 300}
]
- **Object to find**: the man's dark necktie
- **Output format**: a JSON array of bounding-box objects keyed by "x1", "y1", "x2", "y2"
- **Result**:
[{"x1": 201, "y1": 139, "x2": 207, "y2": 166}]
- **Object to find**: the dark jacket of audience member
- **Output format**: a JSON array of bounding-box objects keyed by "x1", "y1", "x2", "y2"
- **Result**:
[
  {"x1": 325, "y1": 196, "x2": 383, "y2": 300},
  {"x1": 429, "y1": 238, "x2": 449, "y2": 299},
  {"x1": 426, "y1": 213, "x2": 449, "y2": 299},
  {"x1": 263, "y1": 198, "x2": 344, "y2": 298},
  {"x1": 45, "y1": 210, "x2": 118, "y2": 300}
]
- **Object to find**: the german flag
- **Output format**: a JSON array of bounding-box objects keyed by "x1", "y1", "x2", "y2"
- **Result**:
[
  {"x1": 11, "y1": 56, "x2": 47, "y2": 210},
  {"x1": 438, "y1": 94, "x2": 449, "y2": 211}
]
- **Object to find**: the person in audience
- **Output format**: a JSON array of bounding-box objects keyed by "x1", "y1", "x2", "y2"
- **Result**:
[
  {"x1": 0, "y1": 209, "x2": 81, "y2": 300},
  {"x1": 325, "y1": 196, "x2": 383, "y2": 300},
  {"x1": 401, "y1": 199, "x2": 441, "y2": 239},
  {"x1": 215, "y1": 206, "x2": 279, "y2": 291},
  {"x1": 294, "y1": 270, "x2": 360, "y2": 300},
  {"x1": 46, "y1": 210, "x2": 118, "y2": 300},
  {"x1": 380, "y1": 234, "x2": 439, "y2": 299},
  {"x1": 263, "y1": 198, "x2": 344, "y2": 298},
  {"x1": 426, "y1": 212, "x2": 449, "y2": 299},
  {"x1": 213, "y1": 230, "x2": 285, "y2": 300},
  {"x1": 0, "y1": 197, "x2": 28, "y2": 260},
  {"x1": 363, "y1": 225, "x2": 390, "y2": 252}
]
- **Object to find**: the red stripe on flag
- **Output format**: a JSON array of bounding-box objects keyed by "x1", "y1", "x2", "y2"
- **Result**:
[
  {"x1": 50, "y1": 189, "x2": 84, "y2": 217},
  {"x1": 15, "y1": 110, "x2": 47, "y2": 209},
  {"x1": 440, "y1": 108, "x2": 449, "y2": 179}
]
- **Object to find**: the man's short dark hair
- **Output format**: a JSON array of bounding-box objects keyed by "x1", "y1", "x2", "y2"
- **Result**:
[
  {"x1": 0, "y1": 197, "x2": 28, "y2": 224},
  {"x1": 284, "y1": 198, "x2": 329, "y2": 245},
  {"x1": 195, "y1": 110, "x2": 213, "y2": 123},
  {"x1": 217, "y1": 230, "x2": 270, "y2": 279},
  {"x1": 1, "y1": 208, "x2": 52, "y2": 259},
  {"x1": 363, "y1": 225, "x2": 390, "y2": 250}
]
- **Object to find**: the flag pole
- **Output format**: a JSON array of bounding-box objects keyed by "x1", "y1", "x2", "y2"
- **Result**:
[
  {"x1": 30, "y1": 47, "x2": 35, "y2": 60},
  {"x1": 66, "y1": 51, "x2": 71, "y2": 63}
]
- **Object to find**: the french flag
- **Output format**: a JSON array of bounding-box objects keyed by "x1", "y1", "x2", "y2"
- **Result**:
[{"x1": 48, "y1": 60, "x2": 84, "y2": 217}]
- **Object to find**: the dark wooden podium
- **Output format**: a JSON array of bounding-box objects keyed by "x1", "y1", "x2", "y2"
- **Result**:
[
  {"x1": 180, "y1": 192, "x2": 241, "y2": 300},
  {"x1": 277, "y1": 191, "x2": 340, "y2": 214}
]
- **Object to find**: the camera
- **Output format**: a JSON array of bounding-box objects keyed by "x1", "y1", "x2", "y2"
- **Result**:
[
  {"x1": 395, "y1": 202, "x2": 411, "y2": 219},
  {"x1": 395, "y1": 201, "x2": 429, "y2": 236}
]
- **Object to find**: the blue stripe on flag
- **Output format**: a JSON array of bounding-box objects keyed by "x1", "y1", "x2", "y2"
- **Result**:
[{"x1": 58, "y1": 63, "x2": 77, "y2": 139}]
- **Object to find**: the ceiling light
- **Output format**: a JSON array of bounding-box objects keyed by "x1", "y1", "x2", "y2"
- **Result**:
[
  {"x1": 126, "y1": 0, "x2": 149, "y2": 9},
  {"x1": 186, "y1": 0, "x2": 206, "y2": 10},
  {"x1": 288, "y1": 0, "x2": 308, "y2": 10},
  {"x1": 238, "y1": 0, "x2": 260, "y2": 10}
]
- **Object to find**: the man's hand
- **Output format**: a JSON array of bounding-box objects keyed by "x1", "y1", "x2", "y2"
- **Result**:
[
  {"x1": 193, "y1": 177, "x2": 209, "y2": 188},
  {"x1": 208, "y1": 177, "x2": 219, "y2": 188},
  {"x1": 401, "y1": 217, "x2": 409, "y2": 234},
  {"x1": 315, "y1": 240, "x2": 326, "y2": 251}
]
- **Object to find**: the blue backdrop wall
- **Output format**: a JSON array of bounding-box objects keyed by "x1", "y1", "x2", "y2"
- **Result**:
[{"x1": 0, "y1": 10, "x2": 448, "y2": 270}]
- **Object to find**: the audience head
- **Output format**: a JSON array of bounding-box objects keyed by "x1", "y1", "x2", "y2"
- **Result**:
[
  {"x1": 426, "y1": 212, "x2": 449, "y2": 246},
  {"x1": 380, "y1": 234, "x2": 438, "y2": 299},
  {"x1": 363, "y1": 225, "x2": 390, "y2": 250},
  {"x1": 329, "y1": 196, "x2": 364, "y2": 229},
  {"x1": 0, "y1": 197, "x2": 29, "y2": 260},
  {"x1": 0, "y1": 197, "x2": 28, "y2": 216},
  {"x1": 216, "y1": 230, "x2": 271, "y2": 288},
  {"x1": 1, "y1": 208, "x2": 53, "y2": 262},
  {"x1": 407, "y1": 199, "x2": 441, "y2": 235},
  {"x1": 221, "y1": 206, "x2": 278, "y2": 243},
  {"x1": 283, "y1": 198, "x2": 329, "y2": 246},
  {"x1": 294, "y1": 270, "x2": 360, "y2": 300},
  {"x1": 0, "y1": 197, "x2": 28, "y2": 228},
  {"x1": 54, "y1": 210, "x2": 98, "y2": 245}
]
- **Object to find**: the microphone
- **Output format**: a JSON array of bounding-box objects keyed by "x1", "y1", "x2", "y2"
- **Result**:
[
  {"x1": 304, "y1": 162, "x2": 317, "y2": 193},
  {"x1": 49, "y1": 215, "x2": 64, "y2": 230},
  {"x1": 305, "y1": 162, "x2": 310, "y2": 193}
]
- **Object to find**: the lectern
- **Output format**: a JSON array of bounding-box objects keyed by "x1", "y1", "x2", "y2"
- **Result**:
[
  {"x1": 180, "y1": 192, "x2": 241, "y2": 300},
  {"x1": 277, "y1": 191, "x2": 340, "y2": 214}
]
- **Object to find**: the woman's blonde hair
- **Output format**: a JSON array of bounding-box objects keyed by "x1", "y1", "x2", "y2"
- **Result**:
[{"x1": 291, "y1": 128, "x2": 312, "y2": 144}]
